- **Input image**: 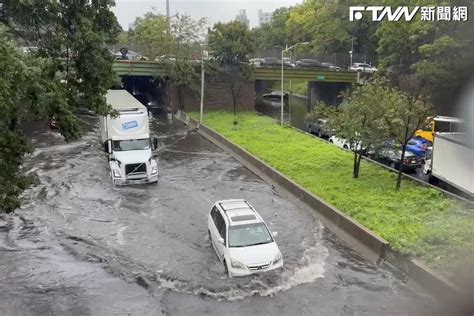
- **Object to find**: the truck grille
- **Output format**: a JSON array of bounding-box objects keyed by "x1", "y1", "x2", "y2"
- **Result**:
[
  {"x1": 248, "y1": 263, "x2": 270, "y2": 271},
  {"x1": 125, "y1": 163, "x2": 147, "y2": 175}
]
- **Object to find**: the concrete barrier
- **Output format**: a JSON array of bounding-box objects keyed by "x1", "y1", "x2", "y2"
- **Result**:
[{"x1": 175, "y1": 110, "x2": 465, "y2": 303}]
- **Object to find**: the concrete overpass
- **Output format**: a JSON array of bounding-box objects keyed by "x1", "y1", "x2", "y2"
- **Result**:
[
  {"x1": 112, "y1": 60, "x2": 358, "y2": 110},
  {"x1": 112, "y1": 60, "x2": 358, "y2": 83}
]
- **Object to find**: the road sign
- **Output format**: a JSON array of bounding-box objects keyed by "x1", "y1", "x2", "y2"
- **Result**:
[{"x1": 317, "y1": 75, "x2": 325, "y2": 80}]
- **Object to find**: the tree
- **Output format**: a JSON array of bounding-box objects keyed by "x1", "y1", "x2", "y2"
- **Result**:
[
  {"x1": 129, "y1": 12, "x2": 171, "y2": 58},
  {"x1": 208, "y1": 21, "x2": 255, "y2": 123},
  {"x1": 131, "y1": 12, "x2": 208, "y2": 109},
  {"x1": 383, "y1": 76, "x2": 434, "y2": 191},
  {"x1": 0, "y1": 1, "x2": 120, "y2": 212},
  {"x1": 334, "y1": 80, "x2": 393, "y2": 178}
]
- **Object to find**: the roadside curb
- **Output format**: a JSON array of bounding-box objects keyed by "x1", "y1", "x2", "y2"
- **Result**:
[{"x1": 175, "y1": 110, "x2": 465, "y2": 305}]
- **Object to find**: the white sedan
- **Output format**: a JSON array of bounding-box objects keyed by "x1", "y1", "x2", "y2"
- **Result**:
[{"x1": 207, "y1": 199, "x2": 283, "y2": 277}]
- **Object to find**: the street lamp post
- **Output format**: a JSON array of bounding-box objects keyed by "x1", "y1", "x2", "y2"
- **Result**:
[
  {"x1": 281, "y1": 42, "x2": 310, "y2": 125},
  {"x1": 199, "y1": 50, "x2": 207, "y2": 126}
]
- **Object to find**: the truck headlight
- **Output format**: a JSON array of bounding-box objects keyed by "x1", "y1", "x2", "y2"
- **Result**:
[
  {"x1": 231, "y1": 259, "x2": 245, "y2": 269},
  {"x1": 113, "y1": 169, "x2": 121, "y2": 178},
  {"x1": 273, "y1": 252, "x2": 282, "y2": 265},
  {"x1": 151, "y1": 166, "x2": 157, "y2": 175}
]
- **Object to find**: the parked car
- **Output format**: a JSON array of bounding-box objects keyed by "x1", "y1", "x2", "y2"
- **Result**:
[
  {"x1": 308, "y1": 119, "x2": 332, "y2": 138},
  {"x1": 405, "y1": 138, "x2": 431, "y2": 157},
  {"x1": 207, "y1": 199, "x2": 283, "y2": 277},
  {"x1": 321, "y1": 62, "x2": 341, "y2": 71},
  {"x1": 295, "y1": 59, "x2": 321, "y2": 68},
  {"x1": 263, "y1": 91, "x2": 289, "y2": 100},
  {"x1": 370, "y1": 147, "x2": 422, "y2": 171},
  {"x1": 282, "y1": 57, "x2": 295, "y2": 68},
  {"x1": 21, "y1": 46, "x2": 38, "y2": 54},
  {"x1": 350, "y1": 63, "x2": 377, "y2": 73},
  {"x1": 261, "y1": 57, "x2": 279, "y2": 67},
  {"x1": 155, "y1": 54, "x2": 176, "y2": 62},
  {"x1": 328, "y1": 136, "x2": 361, "y2": 150},
  {"x1": 249, "y1": 58, "x2": 263, "y2": 67}
]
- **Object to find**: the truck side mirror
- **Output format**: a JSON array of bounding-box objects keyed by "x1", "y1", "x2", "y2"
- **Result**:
[
  {"x1": 104, "y1": 140, "x2": 112, "y2": 154},
  {"x1": 153, "y1": 138, "x2": 158, "y2": 150}
]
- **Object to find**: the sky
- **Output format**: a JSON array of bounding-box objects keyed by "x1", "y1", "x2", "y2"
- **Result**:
[{"x1": 112, "y1": 0, "x2": 302, "y2": 29}]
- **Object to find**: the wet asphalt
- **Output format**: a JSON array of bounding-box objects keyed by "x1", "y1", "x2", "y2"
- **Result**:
[{"x1": 0, "y1": 116, "x2": 445, "y2": 315}]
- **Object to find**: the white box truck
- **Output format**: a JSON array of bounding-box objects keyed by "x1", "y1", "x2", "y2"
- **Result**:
[
  {"x1": 426, "y1": 132, "x2": 473, "y2": 198},
  {"x1": 101, "y1": 90, "x2": 158, "y2": 185}
]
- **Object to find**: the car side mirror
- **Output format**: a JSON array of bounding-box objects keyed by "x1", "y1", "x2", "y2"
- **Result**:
[
  {"x1": 272, "y1": 231, "x2": 279, "y2": 238},
  {"x1": 152, "y1": 138, "x2": 158, "y2": 150},
  {"x1": 104, "y1": 140, "x2": 112, "y2": 154},
  {"x1": 217, "y1": 236, "x2": 225, "y2": 245}
]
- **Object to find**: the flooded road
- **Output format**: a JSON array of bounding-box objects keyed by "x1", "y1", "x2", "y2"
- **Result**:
[{"x1": 0, "y1": 116, "x2": 443, "y2": 315}]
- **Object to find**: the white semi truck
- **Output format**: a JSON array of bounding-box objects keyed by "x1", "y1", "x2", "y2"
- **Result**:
[
  {"x1": 101, "y1": 90, "x2": 158, "y2": 185},
  {"x1": 426, "y1": 132, "x2": 473, "y2": 198}
]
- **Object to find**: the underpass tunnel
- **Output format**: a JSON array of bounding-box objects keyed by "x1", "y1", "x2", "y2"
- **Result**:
[
  {"x1": 120, "y1": 75, "x2": 169, "y2": 113},
  {"x1": 308, "y1": 81, "x2": 351, "y2": 109}
]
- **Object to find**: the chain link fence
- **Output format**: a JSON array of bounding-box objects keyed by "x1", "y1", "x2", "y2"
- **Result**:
[{"x1": 250, "y1": 49, "x2": 378, "y2": 69}]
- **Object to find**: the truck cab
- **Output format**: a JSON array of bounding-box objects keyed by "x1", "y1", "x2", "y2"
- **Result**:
[{"x1": 102, "y1": 90, "x2": 158, "y2": 185}]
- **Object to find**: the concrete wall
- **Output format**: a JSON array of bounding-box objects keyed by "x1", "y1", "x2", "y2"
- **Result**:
[{"x1": 168, "y1": 79, "x2": 255, "y2": 113}]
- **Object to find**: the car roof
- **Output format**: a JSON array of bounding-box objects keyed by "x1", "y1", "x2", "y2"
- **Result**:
[{"x1": 215, "y1": 200, "x2": 262, "y2": 225}]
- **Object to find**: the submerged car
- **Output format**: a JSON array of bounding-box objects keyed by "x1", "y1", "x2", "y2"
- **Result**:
[
  {"x1": 263, "y1": 91, "x2": 289, "y2": 100},
  {"x1": 207, "y1": 199, "x2": 283, "y2": 277}
]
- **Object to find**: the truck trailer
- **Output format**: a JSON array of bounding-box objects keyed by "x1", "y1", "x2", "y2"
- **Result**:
[
  {"x1": 101, "y1": 90, "x2": 158, "y2": 185},
  {"x1": 427, "y1": 132, "x2": 473, "y2": 198}
]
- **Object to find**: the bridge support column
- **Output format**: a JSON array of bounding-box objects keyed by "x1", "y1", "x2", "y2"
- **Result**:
[
  {"x1": 255, "y1": 80, "x2": 267, "y2": 104},
  {"x1": 308, "y1": 81, "x2": 321, "y2": 110}
]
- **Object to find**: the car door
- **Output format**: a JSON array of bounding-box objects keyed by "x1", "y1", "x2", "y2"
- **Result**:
[
  {"x1": 215, "y1": 212, "x2": 227, "y2": 260},
  {"x1": 209, "y1": 207, "x2": 221, "y2": 254}
]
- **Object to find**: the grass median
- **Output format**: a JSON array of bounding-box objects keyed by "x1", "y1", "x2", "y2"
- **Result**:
[{"x1": 189, "y1": 110, "x2": 474, "y2": 280}]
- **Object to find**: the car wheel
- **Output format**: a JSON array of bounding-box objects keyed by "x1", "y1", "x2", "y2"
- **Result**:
[
  {"x1": 343, "y1": 145, "x2": 348, "y2": 150},
  {"x1": 390, "y1": 162, "x2": 396, "y2": 169},
  {"x1": 329, "y1": 139, "x2": 333, "y2": 143},
  {"x1": 317, "y1": 130, "x2": 322, "y2": 138},
  {"x1": 308, "y1": 126, "x2": 312, "y2": 134}
]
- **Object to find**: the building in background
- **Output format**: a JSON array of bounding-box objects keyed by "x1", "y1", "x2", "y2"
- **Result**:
[
  {"x1": 258, "y1": 9, "x2": 273, "y2": 26},
  {"x1": 235, "y1": 9, "x2": 249, "y2": 28}
]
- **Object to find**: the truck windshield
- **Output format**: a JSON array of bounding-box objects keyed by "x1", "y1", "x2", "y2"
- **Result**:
[{"x1": 112, "y1": 139, "x2": 150, "y2": 151}]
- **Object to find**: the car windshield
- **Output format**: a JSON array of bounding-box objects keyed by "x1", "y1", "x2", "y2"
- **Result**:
[
  {"x1": 112, "y1": 139, "x2": 150, "y2": 151},
  {"x1": 228, "y1": 223, "x2": 273, "y2": 247}
]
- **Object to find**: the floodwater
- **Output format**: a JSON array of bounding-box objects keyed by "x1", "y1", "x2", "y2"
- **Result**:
[
  {"x1": 0, "y1": 116, "x2": 446, "y2": 315},
  {"x1": 256, "y1": 95, "x2": 309, "y2": 130}
]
